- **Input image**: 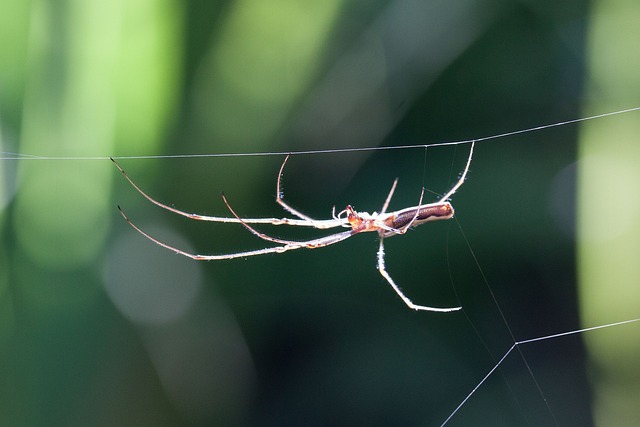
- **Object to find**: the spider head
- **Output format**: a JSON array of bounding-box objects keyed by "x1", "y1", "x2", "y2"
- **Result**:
[{"x1": 346, "y1": 205, "x2": 364, "y2": 229}]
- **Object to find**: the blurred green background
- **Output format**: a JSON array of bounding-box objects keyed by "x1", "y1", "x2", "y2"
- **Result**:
[{"x1": 1, "y1": 0, "x2": 638, "y2": 426}]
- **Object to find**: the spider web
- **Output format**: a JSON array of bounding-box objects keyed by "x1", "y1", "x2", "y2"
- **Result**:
[
  {"x1": 2, "y1": 1, "x2": 639, "y2": 425},
  {"x1": 3, "y1": 108, "x2": 639, "y2": 426}
]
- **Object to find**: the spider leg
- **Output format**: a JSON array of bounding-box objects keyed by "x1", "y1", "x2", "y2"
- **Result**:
[
  {"x1": 111, "y1": 157, "x2": 344, "y2": 228},
  {"x1": 437, "y1": 141, "x2": 475, "y2": 203},
  {"x1": 274, "y1": 155, "x2": 347, "y2": 229},
  {"x1": 222, "y1": 193, "x2": 355, "y2": 246},
  {"x1": 379, "y1": 178, "x2": 399, "y2": 214},
  {"x1": 117, "y1": 205, "x2": 354, "y2": 260},
  {"x1": 376, "y1": 238, "x2": 461, "y2": 312}
]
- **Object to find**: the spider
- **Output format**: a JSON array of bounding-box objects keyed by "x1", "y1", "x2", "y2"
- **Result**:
[{"x1": 111, "y1": 142, "x2": 474, "y2": 313}]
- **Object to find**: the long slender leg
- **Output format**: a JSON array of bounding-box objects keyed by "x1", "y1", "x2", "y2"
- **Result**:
[
  {"x1": 438, "y1": 141, "x2": 475, "y2": 203},
  {"x1": 273, "y1": 155, "x2": 349, "y2": 228},
  {"x1": 380, "y1": 178, "x2": 399, "y2": 214},
  {"x1": 111, "y1": 156, "x2": 345, "y2": 228},
  {"x1": 376, "y1": 238, "x2": 461, "y2": 312},
  {"x1": 222, "y1": 193, "x2": 355, "y2": 246},
  {"x1": 275, "y1": 155, "x2": 317, "y2": 221},
  {"x1": 117, "y1": 205, "x2": 355, "y2": 260}
]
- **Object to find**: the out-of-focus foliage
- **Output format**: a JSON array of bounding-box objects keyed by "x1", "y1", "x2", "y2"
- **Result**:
[
  {"x1": 578, "y1": 1, "x2": 640, "y2": 426},
  {"x1": 0, "y1": 0, "x2": 638, "y2": 425}
]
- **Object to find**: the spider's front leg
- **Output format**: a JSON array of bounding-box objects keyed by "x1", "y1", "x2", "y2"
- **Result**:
[{"x1": 274, "y1": 154, "x2": 348, "y2": 229}]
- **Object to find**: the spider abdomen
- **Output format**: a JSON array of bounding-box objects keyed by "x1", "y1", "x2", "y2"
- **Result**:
[{"x1": 390, "y1": 202, "x2": 454, "y2": 230}]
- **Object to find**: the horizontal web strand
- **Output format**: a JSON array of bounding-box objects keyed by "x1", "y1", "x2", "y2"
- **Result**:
[{"x1": 2, "y1": 106, "x2": 639, "y2": 161}]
